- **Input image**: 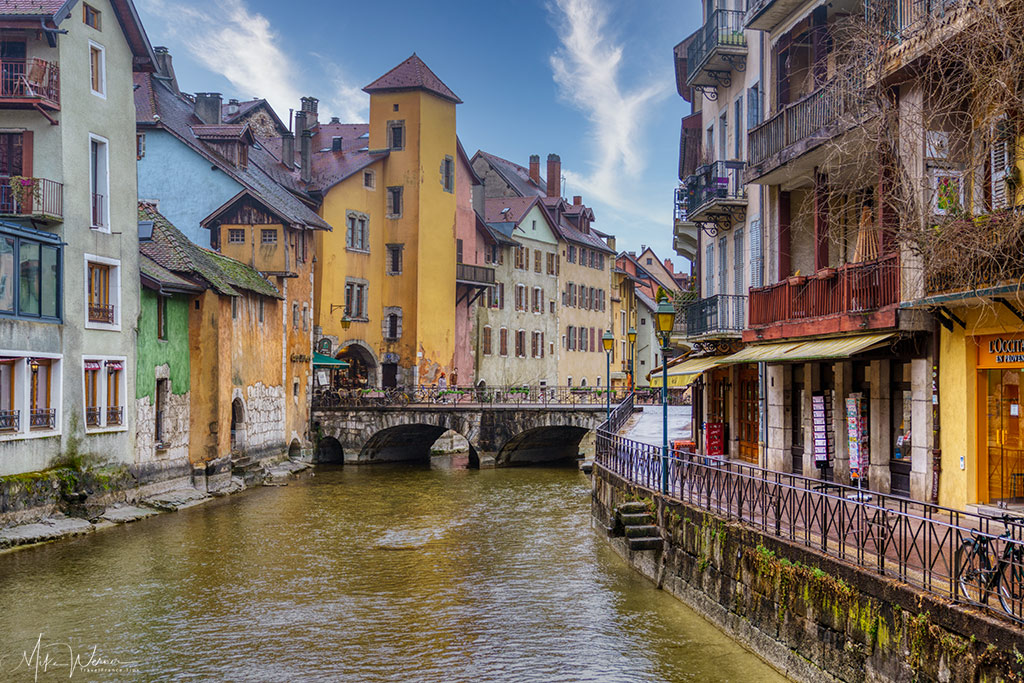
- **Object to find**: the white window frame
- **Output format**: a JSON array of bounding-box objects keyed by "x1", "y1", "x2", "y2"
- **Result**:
[
  {"x1": 89, "y1": 133, "x2": 110, "y2": 231},
  {"x1": 0, "y1": 351, "x2": 62, "y2": 440},
  {"x1": 83, "y1": 254, "x2": 121, "y2": 331},
  {"x1": 89, "y1": 40, "x2": 106, "y2": 99},
  {"x1": 82, "y1": 354, "x2": 127, "y2": 433}
]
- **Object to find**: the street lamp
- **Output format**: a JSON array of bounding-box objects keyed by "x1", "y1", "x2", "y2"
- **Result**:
[
  {"x1": 655, "y1": 297, "x2": 676, "y2": 495},
  {"x1": 341, "y1": 314, "x2": 352, "y2": 331},
  {"x1": 627, "y1": 327, "x2": 637, "y2": 392},
  {"x1": 602, "y1": 330, "x2": 614, "y2": 423}
]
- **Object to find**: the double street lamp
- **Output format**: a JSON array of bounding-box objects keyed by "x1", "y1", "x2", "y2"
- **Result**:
[
  {"x1": 655, "y1": 297, "x2": 677, "y2": 495},
  {"x1": 602, "y1": 330, "x2": 614, "y2": 423}
]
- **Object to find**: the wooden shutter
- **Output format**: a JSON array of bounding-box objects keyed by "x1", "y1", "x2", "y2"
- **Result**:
[{"x1": 992, "y1": 119, "x2": 1013, "y2": 210}]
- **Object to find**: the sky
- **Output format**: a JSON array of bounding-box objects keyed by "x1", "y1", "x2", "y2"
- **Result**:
[{"x1": 136, "y1": 0, "x2": 701, "y2": 268}]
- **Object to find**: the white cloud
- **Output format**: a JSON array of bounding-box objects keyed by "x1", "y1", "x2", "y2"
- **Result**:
[
  {"x1": 548, "y1": 0, "x2": 669, "y2": 222},
  {"x1": 139, "y1": 0, "x2": 366, "y2": 123}
]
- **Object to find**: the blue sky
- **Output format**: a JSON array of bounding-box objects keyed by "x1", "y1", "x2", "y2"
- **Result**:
[{"x1": 136, "y1": 0, "x2": 700, "y2": 268}]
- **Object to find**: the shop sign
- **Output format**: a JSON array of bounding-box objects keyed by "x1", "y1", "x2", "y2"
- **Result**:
[{"x1": 977, "y1": 334, "x2": 1024, "y2": 368}]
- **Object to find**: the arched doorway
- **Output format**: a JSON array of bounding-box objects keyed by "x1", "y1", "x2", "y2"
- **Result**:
[
  {"x1": 230, "y1": 398, "x2": 245, "y2": 452},
  {"x1": 336, "y1": 343, "x2": 379, "y2": 389},
  {"x1": 315, "y1": 436, "x2": 344, "y2": 464},
  {"x1": 288, "y1": 439, "x2": 302, "y2": 460}
]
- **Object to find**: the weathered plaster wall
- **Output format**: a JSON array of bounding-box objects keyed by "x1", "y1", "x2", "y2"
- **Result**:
[
  {"x1": 136, "y1": 290, "x2": 190, "y2": 401},
  {"x1": 593, "y1": 467, "x2": 1024, "y2": 683}
]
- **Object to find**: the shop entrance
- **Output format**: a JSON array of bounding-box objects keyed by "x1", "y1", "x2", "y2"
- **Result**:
[
  {"x1": 983, "y1": 369, "x2": 1024, "y2": 506},
  {"x1": 737, "y1": 366, "x2": 758, "y2": 464}
]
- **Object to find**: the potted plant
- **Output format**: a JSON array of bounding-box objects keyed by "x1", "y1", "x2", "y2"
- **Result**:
[{"x1": 8, "y1": 176, "x2": 39, "y2": 211}]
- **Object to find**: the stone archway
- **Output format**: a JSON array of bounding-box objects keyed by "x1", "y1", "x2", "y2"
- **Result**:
[
  {"x1": 230, "y1": 398, "x2": 245, "y2": 452},
  {"x1": 315, "y1": 436, "x2": 344, "y2": 464},
  {"x1": 288, "y1": 439, "x2": 301, "y2": 459},
  {"x1": 494, "y1": 425, "x2": 591, "y2": 466},
  {"x1": 336, "y1": 340, "x2": 380, "y2": 389}
]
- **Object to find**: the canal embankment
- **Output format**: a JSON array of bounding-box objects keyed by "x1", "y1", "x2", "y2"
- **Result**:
[{"x1": 592, "y1": 464, "x2": 1024, "y2": 683}]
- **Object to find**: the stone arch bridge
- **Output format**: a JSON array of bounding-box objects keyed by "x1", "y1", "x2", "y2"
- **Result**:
[{"x1": 312, "y1": 404, "x2": 606, "y2": 468}]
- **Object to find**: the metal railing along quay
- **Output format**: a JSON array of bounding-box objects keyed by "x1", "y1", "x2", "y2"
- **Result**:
[{"x1": 594, "y1": 419, "x2": 1024, "y2": 625}]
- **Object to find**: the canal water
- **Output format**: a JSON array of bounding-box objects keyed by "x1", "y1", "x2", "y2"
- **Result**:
[{"x1": 0, "y1": 465, "x2": 785, "y2": 682}]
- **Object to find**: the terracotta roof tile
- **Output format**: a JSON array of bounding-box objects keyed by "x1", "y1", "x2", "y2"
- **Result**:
[
  {"x1": 363, "y1": 54, "x2": 462, "y2": 104},
  {"x1": 0, "y1": 1, "x2": 70, "y2": 16}
]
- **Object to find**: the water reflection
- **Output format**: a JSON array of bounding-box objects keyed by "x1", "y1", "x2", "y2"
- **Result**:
[{"x1": 0, "y1": 465, "x2": 784, "y2": 682}]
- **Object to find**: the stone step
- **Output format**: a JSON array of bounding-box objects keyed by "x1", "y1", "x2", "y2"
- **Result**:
[
  {"x1": 618, "y1": 512, "x2": 653, "y2": 527},
  {"x1": 624, "y1": 524, "x2": 661, "y2": 539},
  {"x1": 627, "y1": 536, "x2": 663, "y2": 551},
  {"x1": 617, "y1": 501, "x2": 650, "y2": 514}
]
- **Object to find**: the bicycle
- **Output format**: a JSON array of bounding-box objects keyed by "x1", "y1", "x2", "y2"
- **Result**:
[{"x1": 954, "y1": 513, "x2": 1024, "y2": 622}]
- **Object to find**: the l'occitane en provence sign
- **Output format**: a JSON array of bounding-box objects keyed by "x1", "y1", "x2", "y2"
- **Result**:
[{"x1": 978, "y1": 334, "x2": 1024, "y2": 368}]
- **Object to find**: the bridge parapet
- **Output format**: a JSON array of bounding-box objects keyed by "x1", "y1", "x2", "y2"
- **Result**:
[{"x1": 312, "y1": 384, "x2": 631, "y2": 410}]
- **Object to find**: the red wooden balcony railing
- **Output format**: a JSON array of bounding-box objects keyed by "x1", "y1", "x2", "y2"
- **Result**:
[
  {"x1": 0, "y1": 58, "x2": 60, "y2": 108},
  {"x1": 0, "y1": 177, "x2": 63, "y2": 220},
  {"x1": 749, "y1": 254, "x2": 899, "y2": 326}
]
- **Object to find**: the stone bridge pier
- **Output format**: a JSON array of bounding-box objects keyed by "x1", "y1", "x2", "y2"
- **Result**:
[{"x1": 312, "y1": 405, "x2": 605, "y2": 468}]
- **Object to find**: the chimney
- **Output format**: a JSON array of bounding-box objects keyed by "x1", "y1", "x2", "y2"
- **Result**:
[
  {"x1": 300, "y1": 96, "x2": 319, "y2": 129},
  {"x1": 153, "y1": 46, "x2": 179, "y2": 95},
  {"x1": 226, "y1": 98, "x2": 240, "y2": 116},
  {"x1": 664, "y1": 258, "x2": 674, "y2": 273},
  {"x1": 281, "y1": 131, "x2": 295, "y2": 169},
  {"x1": 294, "y1": 110, "x2": 307, "y2": 136},
  {"x1": 330, "y1": 116, "x2": 340, "y2": 124},
  {"x1": 300, "y1": 129, "x2": 312, "y2": 183},
  {"x1": 573, "y1": 195, "x2": 582, "y2": 206},
  {"x1": 194, "y1": 92, "x2": 222, "y2": 124},
  {"x1": 546, "y1": 153, "x2": 561, "y2": 198},
  {"x1": 331, "y1": 136, "x2": 343, "y2": 152},
  {"x1": 528, "y1": 154, "x2": 540, "y2": 186}
]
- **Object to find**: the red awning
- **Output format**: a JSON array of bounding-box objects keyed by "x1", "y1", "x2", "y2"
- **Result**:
[
  {"x1": 0, "y1": 357, "x2": 18, "y2": 363},
  {"x1": 84, "y1": 361, "x2": 102, "y2": 371},
  {"x1": 106, "y1": 361, "x2": 123, "y2": 371}
]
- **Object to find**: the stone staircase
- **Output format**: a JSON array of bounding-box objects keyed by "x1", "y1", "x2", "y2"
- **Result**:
[
  {"x1": 615, "y1": 501, "x2": 663, "y2": 551},
  {"x1": 230, "y1": 455, "x2": 263, "y2": 486}
]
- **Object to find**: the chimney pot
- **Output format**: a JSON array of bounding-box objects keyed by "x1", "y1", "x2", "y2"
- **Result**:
[
  {"x1": 528, "y1": 154, "x2": 540, "y2": 186},
  {"x1": 300, "y1": 130, "x2": 312, "y2": 183},
  {"x1": 330, "y1": 116, "x2": 340, "y2": 124},
  {"x1": 294, "y1": 110, "x2": 307, "y2": 136},
  {"x1": 300, "y1": 96, "x2": 319, "y2": 128},
  {"x1": 546, "y1": 153, "x2": 561, "y2": 198},
  {"x1": 281, "y1": 131, "x2": 295, "y2": 169},
  {"x1": 573, "y1": 195, "x2": 582, "y2": 205},
  {"x1": 664, "y1": 258, "x2": 674, "y2": 273},
  {"x1": 193, "y1": 92, "x2": 222, "y2": 124}
]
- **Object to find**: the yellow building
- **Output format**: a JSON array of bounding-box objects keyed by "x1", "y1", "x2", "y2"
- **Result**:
[
  {"x1": 610, "y1": 265, "x2": 638, "y2": 389},
  {"x1": 313, "y1": 55, "x2": 460, "y2": 388}
]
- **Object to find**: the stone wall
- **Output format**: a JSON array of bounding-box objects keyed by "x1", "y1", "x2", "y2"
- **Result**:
[
  {"x1": 241, "y1": 382, "x2": 285, "y2": 454},
  {"x1": 593, "y1": 466, "x2": 1024, "y2": 683},
  {"x1": 134, "y1": 391, "x2": 190, "y2": 465}
]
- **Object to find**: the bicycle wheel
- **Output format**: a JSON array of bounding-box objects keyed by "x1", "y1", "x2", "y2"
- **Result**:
[
  {"x1": 997, "y1": 554, "x2": 1024, "y2": 623},
  {"x1": 956, "y1": 540, "x2": 992, "y2": 604}
]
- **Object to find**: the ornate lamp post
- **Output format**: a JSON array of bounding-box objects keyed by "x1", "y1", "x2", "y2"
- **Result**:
[
  {"x1": 627, "y1": 327, "x2": 637, "y2": 392},
  {"x1": 602, "y1": 330, "x2": 614, "y2": 423},
  {"x1": 655, "y1": 297, "x2": 676, "y2": 495}
]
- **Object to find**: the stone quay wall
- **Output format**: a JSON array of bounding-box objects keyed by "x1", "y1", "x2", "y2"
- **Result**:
[{"x1": 593, "y1": 465, "x2": 1024, "y2": 683}]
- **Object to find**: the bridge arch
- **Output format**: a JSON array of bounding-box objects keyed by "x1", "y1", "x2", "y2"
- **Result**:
[
  {"x1": 361, "y1": 423, "x2": 479, "y2": 466},
  {"x1": 495, "y1": 425, "x2": 590, "y2": 466},
  {"x1": 337, "y1": 340, "x2": 379, "y2": 389},
  {"x1": 315, "y1": 436, "x2": 344, "y2": 464}
]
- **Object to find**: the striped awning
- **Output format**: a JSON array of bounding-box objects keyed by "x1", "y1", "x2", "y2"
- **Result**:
[
  {"x1": 84, "y1": 361, "x2": 102, "y2": 371},
  {"x1": 721, "y1": 333, "x2": 895, "y2": 364},
  {"x1": 649, "y1": 354, "x2": 732, "y2": 388},
  {"x1": 106, "y1": 361, "x2": 123, "y2": 371}
]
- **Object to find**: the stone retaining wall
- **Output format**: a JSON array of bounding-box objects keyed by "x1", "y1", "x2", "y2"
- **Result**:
[{"x1": 593, "y1": 465, "x2": 1024, "y2": 683}]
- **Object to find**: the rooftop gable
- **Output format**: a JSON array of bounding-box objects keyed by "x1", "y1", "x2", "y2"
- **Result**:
[{"x1": 363, "y1": 53, "x2": 462, "y2": 104}]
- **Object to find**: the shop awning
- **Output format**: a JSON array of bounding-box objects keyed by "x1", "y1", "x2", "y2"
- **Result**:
[
  {"x1": 650, "y1": 355, "x2": 732, "y2": 388},
  {"x1": 312, "y1": 352, "x2": 350, "y2": 368},
  {"x1": 721, "y1": 333, "x2": 895, "y2": 365}
]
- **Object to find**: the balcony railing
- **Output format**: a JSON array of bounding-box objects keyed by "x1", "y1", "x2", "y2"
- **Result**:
[
  {"x1": 685, "y1": 10, "x2": 747, "y2": 87},
  {"x1": 683, "y1": 160, "x2": 746, "y2": 221},
  {"x1": 749, "y1": 254, "x2": 900, "y2": 327},
  {"x1": 748, "y1": 71, "x2": 866, "y2": 171},
  {"x1": 91, "y1": 193, "x2": 104, "y2": 228},
  {"x1": 88, "y1": 303, "x2": 114, "y2": 324},
  {"x1": 455, "y1": 262, "x2": 496, "y2": 286},
  {"x1": 0, "y1": 177, "x2": 63, "y2": 221},
  {"x1": 682, "y1": 294, "x2": 747, "y2": 338},
  {"x1": 0, "y1": 409, "x2": 19, "y2": 431},
  {"x1": 0, "y1": 58, "x2": 60, "y2": 109},
  {"x1": 30, "y1": 408, "x2": 55, "y2": 430},
  {"x1": 106, "y1": 406, "x2": 123, "y2": 426},
  {"x1": 86, "y1": 406, "x2": 101, "y2": 427},
  {"x1": 923, "y1": 213, "x2": 1024, "y2": 296}
]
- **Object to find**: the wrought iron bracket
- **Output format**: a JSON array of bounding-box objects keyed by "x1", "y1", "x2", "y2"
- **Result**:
[
  {"x1": 721, "y1": 54, "x2": 746, "y2": 73},
  {"x1": 993, "y1": 297, "x2": 1024, "y2": 326},
  {"x1": 693, "y1": 85, "x2": 718, "y2": 101},
  {"x1": 695, "y1": 220, "x2": 720, "y2": 237},
  {"x1": 705, "y1": 70, "x2": 732, "y2": 87}
]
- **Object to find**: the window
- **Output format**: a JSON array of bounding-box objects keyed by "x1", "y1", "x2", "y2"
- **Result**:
[
  {"x1": 106, "y1": 362, "x2": 121, "y2": 425},
  {"x1": 546, "y1": 252, "x2": 556, "y2": 275},
  {"x1": 515, "y1": 284, "x2": 525, "y2": 311},
  {"x1": 549, "y1": 300, "x2": 555, "y2": 314},
  {"x1": 719, "y1": 111, "x2": 727, "y2": 160},
  {"x1": 515, "y1": 330, "x2": 526, "y2": 357},
  {"x1": 734, "y1": 97, "x2": 743, "y2": 158},
  {"x1": 84, "y1": 361, "x2": 100, "y2": 426},
  {"x1": 346, "y1": 211, "x2": 369, "y2": 251},
  {"x1": 456, "y1": 239, "x2": 463, "y2": 264},
  {"x1": 0, "y1": 229, "x2": 61, "y2": 322},
  {"x1": 385, "y1": 313, "x2": 399, "y2": 340},
  {"x1": 260, "y1": 229, "x2": 277, "y2": 245},
  {"x1": 534, "y1": 249, "x2": 542, "y2": 273},
  {"x1": 344, "y1": 280, "x2": 368, "y2": 319},
  {"x1": 499, "y1": 327, "x2": 508, "y2": 356},
  {"x1": 705, "y1": 243, "x2": 714, "y2": 296},
  {"x1": 386, "y1": 187, "x2": 403, "y2": 218},
  {"x1": 292, "y1": 303, "x2": 299, "y2": 329},
  {"x1": 89, "y1": 135, "x2": 108, "y2": 229},
  {"x1": 89, "y1": 42, "x2": 105, "y2": 97},
  {"x1": 136, "y1": 133, "x2": 145, "y2": 159},
  {"x1": 157, "y1": 295, "x2": 168, "y2": 340},
  {"x1": 482, "y1": 326, "x2": 492, "y2": 355},
  {"x1": 442, "y1": 155, "x2": 454, "y2": 193},
  {"x1": 568, "y1": 326, "x2": 576, "y2": 351},
  {"x1": 532, "y1": 287, "x2": 542, "y2": 313},
  {"x1": 87, "y1": 262, "x2": 113, "y2": 324},
  {"x1": 294, "y1": 231, "x2": 308, "y2": 264},
  {"x1": 567, "y1": 245, "x2": 576, "y2": 263},
  {"x1": 83, "y1": 3, "x2": 101, "y2": 29},
  {"x1": 258, "y1": 298, "x2": 265, "y2": 323},
  {"x1": 747, "y1": 83, "x2": 762, "y2": 129},
  {"x1": 386, "y1": 244, "x2": 403, "y2": 275},
  {"x1": 155, "y1": 378, "x2": 167, "y2": 445},
  {"x1": 84, "y1": 358, "x2": 124, "y2": 430},
  {"x1": 231, "y1": 297, "x2": 238, "y2": 320},
  {"x1": 302, "y1": 305, "x2": 309, "y2": 332},
  {"x1": 228, "y1": 228, "x2": 245, "y2": 244},
  {"x1": 29, "y1": 359, "x2": 52, "y2": 430},
  {"x1": 363, "y1": 170, "x2": 375, "y2": 190},
  {"x1": 388, "y1": 121, "x2": 405, "y2": 150}
]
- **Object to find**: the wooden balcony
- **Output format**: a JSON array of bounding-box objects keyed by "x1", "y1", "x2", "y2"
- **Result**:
[
  {"x1": 682, "y1": 161, "x2": 747, "y2": 226},
  {"x1": 0, "y1": 58, "x2": 60, "y2": 111},
  {"x1": 685, "y1": 10, "x2": 747, "y2": 91},
  {"x1": 455, "y1": 262, "x2": 495, "y2": 287},
  {"x1": 0, "y1": 176, "x2": 62, "y2": 222},
  {"x1": 745, "y1": 254, "x2": 900, "y2": 341}
]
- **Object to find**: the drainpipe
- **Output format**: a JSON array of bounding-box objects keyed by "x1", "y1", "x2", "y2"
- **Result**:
[{"x1": 931, "y1": 318, "x2": 941, "y2": 504}]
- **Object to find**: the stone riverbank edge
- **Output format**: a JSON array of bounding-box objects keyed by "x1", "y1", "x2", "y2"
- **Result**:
[
  {"x1": 0, "y1": 457, "x2": 311, "y2": 552},
  {"x1": 592, "y1": 464, "x2": 1024, "y2": 683}
]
